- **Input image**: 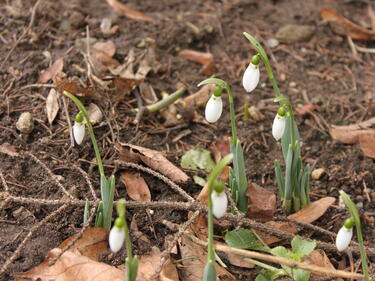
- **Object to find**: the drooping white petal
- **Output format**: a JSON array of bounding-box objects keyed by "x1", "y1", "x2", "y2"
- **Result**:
[
  {"x1": 211, "y1": 191, "x2": 228, "y2": 219},
  {"x1": 272, "y1": 114, "x2": 286, "y2": 141},
  {"x1": 205, "y1": 95, "x2": 223, "y2": 123},
  {"x1": 336, "y1": 226, "x2": 353, "y2": 251},
  {"x1": 109, "y1": 225, "x2": 125, "y2": 253},
  {"x1": 242, "y1": 63, "x2": 260, "y2": 92},
  {"x1": 73, "y1": 122, "x2": 85, "y2": 145}
]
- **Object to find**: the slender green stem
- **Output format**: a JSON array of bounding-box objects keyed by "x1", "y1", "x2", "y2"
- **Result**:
[
  {"x1": 145, "y1": 87, "x2": 186, "y2": 113},
  {"x1": 63, "y1": 91, "x2": 104, "y2": 176},
  {"x1": 244, "y1": 258, "x2": 281, "y2": 272},
  {"x1": 340, "y1": 191, "x2": 369, "y2": 281},
  {"x1": 124, "y1": 207, "x2": 133, "y2": 260}
]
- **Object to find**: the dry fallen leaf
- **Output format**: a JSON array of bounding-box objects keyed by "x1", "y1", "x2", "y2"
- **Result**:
[
  {"x1": 139, "y1": 82, "x2": 158, "y2": 104},
  {"x1": 120, "y1": 171, "x2": 151, "y2": 201},
  {"x1": 246, "y1": 182, "x2": 276, "y2": 219},
  {"x1": 106, "y1": 0, "x2": 154, "y2": 22},
  {"x1": 14, "y1": 248, "x2": 123, "y2": 281},
  {"x1": 118, "y1": 143, "x2": 190, "y2": 183},
  {"x1": 87, "y1": 103, "x2": 103, "y2": 124},
  {"x1": 321, "y1": 8, "x2": 375, "y2": 41},
  {"x1": 296, "y1": 104, "x2": 319, "y2": 116},
  {"x1": 38, "y1": 58, "x2": 64, "y2": 83},
  {"x1": 358, "y1": 130, "x2": 375, "y2": 159},
  {"x1": 178, "y1": 235, "x2": 235, "y2": 281},
  {"x1": 215, "y1": 242, "x2": 254, "y2": 269},
  {"x1": 136, "y1": 247, "x2": 179, "y2": 281},
  {"x1": 183, "y1": 84, "x2": 214, "y2": 110},
  {"x1": 209, "y1": 137, "x2": 231, "y2": 164},
  {"x1": 91, "y1": 41, "x2": 119, "y2": 72},
  {"x1": 178, "y1": 50, "x2": 215, "y2": 75},
  {"x1": 304, "y1": 249, "x2": 341, "y2": 279},
  {"x1": 0, "y1": 143, "x2": 19, "y2": 157},
  {"x1": 57, "y1": 227, "x2": 108, "y2": 261},
  {"x1": 261, "y1": 197, "x2": 335, "y2": 244},
  {"x1": 46, "y1": 88, "x2": 59, "y2": 125}
]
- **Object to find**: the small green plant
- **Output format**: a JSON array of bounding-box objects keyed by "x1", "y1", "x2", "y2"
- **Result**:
[
  {"x1": 63, "y1": 91, "x2": 115, "y2": 230},
  {"x1": 109, "y1": 199, "x2": 138, "y2": 281},
  {"x1": 203, "y1": 153, "x2": 233, "y2": 281},
  {"x1": 225, "y1": 228, "x2": 316, "y2": 281},
  {"x1": 338, "y1": 190, "x2": 369, "y2": 281},
  {"x1": 243, "y1": 32, "x2": 310, "y2": 213}
]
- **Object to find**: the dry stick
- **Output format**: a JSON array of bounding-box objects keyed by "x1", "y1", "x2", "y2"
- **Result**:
[
  {"x1": 72, "y1": 165, "x2": 97, "y2": 200},
  {"x1": 25, "y1": 152, "x2": 75, "y2": 200},
  {"x1": 115, "y1": 160, "x2": 194, "y2": 202},
  {"x1": 62, "y1": 95, "x2": 75, "y2": 147},
  {"x1": 0, "y1": 204, "x2": 69, "y2": 277},
  {"x1": 150, "y1": 211, "x2": 201, "y2": 281},
  {"x1": 20, "y1": 83, "x2": 55, "y2": 90},
  {"x1": 0, "y1": 0, "x2": 42, "y2": 69},
  {"x1": 3, "y1": 193, "x2": 375, "y2": 257},
  {"x1": 0, "y1": 170, "x2": 10, "y2": 192},
  {"x1": 48, "y1": 205, "x2": 97, "y2": 266},
  {"x1": 188, "y1": 234, "x2": 365, "y2": 280}
]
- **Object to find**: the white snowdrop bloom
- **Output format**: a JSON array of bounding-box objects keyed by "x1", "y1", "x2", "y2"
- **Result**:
[
  {"x1": 242, "y1": 63, "x2": 260, "y2": 92},
  {"x1": 205, "y1": 95, "x2": 223, "y2": 123},
  {"x1": 211, "y1": 191, "x2": 228, "y2": 219},
  {"x1": 109, "y1": 225, "x2": 125, "y2": 253},
  {"x1": 73, "y1": 122, "x2": 85, "y2": 145},
  {"x1": 336, "y1": 226, "x2": 353, "y2": 252},
  {"x1": 272, "y1": 113, "x2": 286, "y2": 141}
]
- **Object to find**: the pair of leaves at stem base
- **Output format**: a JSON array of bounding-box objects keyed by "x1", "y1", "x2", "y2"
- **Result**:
[
  {"x1": 125, "y1": 256, "x2": 139, "y2": 281},
  {"x1": 229, "y1": 139, "x2": 248, "y2": 213},
  {"x1": 94, "y1": 175, "x2": 116, "y2": 230},
  {"x1": 225, "y1": 228, "x2": 316, "y2": 281},
  {"x1": 275, "y1": 116, "x2": 310, "y2": 213}
]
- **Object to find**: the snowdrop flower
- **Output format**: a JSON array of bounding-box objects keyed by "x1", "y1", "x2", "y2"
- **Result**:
[
  {"x1": 73, "y1": 112, "x2": 85, "y2": 145},
  {"x1": 205, "y1": 86, "x2": 223, "y2": 123},
  {"x1": 336, "y1": 218, "x2": 354, "y2": 252},
  {"x1": 242, "y1": 55, "x2": 260, "y2": 92},
  {"x1": 272, "y1": 108, "x2": 286, "y2": 141},
  {"x1": 211, "y1": 190, "x2": 228, "y2": 219},
  {"x1": 109, "y1": 218, "x2": 125, "y2": 253}
]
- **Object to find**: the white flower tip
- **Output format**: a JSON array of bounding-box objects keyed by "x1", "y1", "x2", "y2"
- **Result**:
[
  {"x1": 336, "y1": 226, "x2": 353, "y2": 252},
  {"x1": 211, "y1": 191, "x2": 228, "y2": 219},
  {"x1": 73, "y1": 122, "x2": 85, "y2": 145},
  {"x1": 272, "y1": 114, "x2": 286, "y2": 141},
  {"x1": 242, "y1": 63, "x2": 260, "y2": 92},
  {"x1": 109, "y1": 226, "x2": 125, "y2": 253},
  {"x1": 205, "y1": 96, "x2": 223, "y2": 123}
]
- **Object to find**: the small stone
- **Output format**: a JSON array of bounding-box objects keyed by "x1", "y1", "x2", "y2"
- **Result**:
[
  {"x1": 311, "y1": 168, "x2": 326, "y2": 180},
  {"x1": 276, "y1": 24, "x2": 315, "y2": 43},
  {"x1": 100, "y1": 18, "x2": 112, "y2": 35},
  {"x1": 356, "y1": 201, "x2": 363, "y2": 209},
  {"x1": 266, "y1": 38, "x2": 279, "y2": 48},
  {"x1": 69, "y1": 11, "x2": 85, "y2": 28},
  {"x1": 16, "y1": 112, "x2": 34, "y2": 134},
  {"x1": 249, "y1": 106, "x2": 264, "y2": 121},
  {"x1": 289, "y1": 81, "x2": 297, "y2": 88}
]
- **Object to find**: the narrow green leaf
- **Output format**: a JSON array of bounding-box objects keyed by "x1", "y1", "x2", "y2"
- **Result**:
[
  {"x1": 274, "y1": 160, "x2": 285, "y2": 199},
  {"x1": 283, "y1": 144, "x2": 293, "y2": 212},
  {"x1": 230, "y1": 140, "x2": 248, "y2": 213},
  {"x1": 203, "y1": 261, "x2": 216, "y2": 281},
  {"x1": 291, "y1": 236, "x2": 316, "y2": 257}
]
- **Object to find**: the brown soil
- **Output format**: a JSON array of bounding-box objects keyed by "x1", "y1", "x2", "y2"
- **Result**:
[{"x1": 1, "y1": 0, "x2": 374, "y2": 280}]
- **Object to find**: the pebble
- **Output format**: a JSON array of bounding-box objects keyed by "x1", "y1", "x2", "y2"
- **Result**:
[
  {"x1": 356, "y1": 201, "x2": 363, "y2": 209},
  {"x1": 16, "y1": 112, "x2": 34, "y2": 134},
  {"x1": 276, "y1": 24, "x2": 315, "y2": 43},
  {"x1": 100, "y1": 18, "x2": 112, "y2": 35},
  {"x1": 311, "y1": 168, "x2": 326, "y2": 180},
  {"x1": 266, "y1": 38, "x2": 279, "y2": 48}
]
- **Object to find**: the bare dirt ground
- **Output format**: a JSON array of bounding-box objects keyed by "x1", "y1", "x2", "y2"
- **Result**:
[{"x1": 0, "y1": 0, "x2": 374, "y2": 280}]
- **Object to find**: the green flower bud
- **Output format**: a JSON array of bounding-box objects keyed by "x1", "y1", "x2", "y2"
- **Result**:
[
  {"x1": 75, "y1": 112, "x2": 84, "y2": 123},
  {"x1": 213, "y1": 85, "x2": 223, "y2": 97},
  {"x1": 251, "y1": 54, "x2": 260, "y2": 66},
  {"x1": 114, "y1": 217, "x2": 125, "y2": 228},
  {"x1": 343, "y1": 217, "x2": 354, "y2": 229},
  {"x1": 213, "y1": 180, "x2": 225, "y2": 194},
  {"x1": 277, "y1": 106, "x2": 286, "y2": 117}
]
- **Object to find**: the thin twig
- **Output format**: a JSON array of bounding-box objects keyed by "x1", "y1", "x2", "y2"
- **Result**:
[
  {"x1": 25, "y1": 152, "x2": 75, "y2": 200},
  {"x1": 0, "y1": 204, "x2": 69, "y2": 277},
  {"x1": 1, "y1": 0, "x2": 43, "y2": 69},
  {"x1": 62, "y1": 95, "x2": 75, "y2": 147},
  {"x1": 151, "y1": 211, "x2": 200, "y2": 281},
  {"x1": 0, "y1": 170, "x2": 10, "y2": 192},
  {"x1": 188, "y1": 234, "x2": 365, "y2": 280}
]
